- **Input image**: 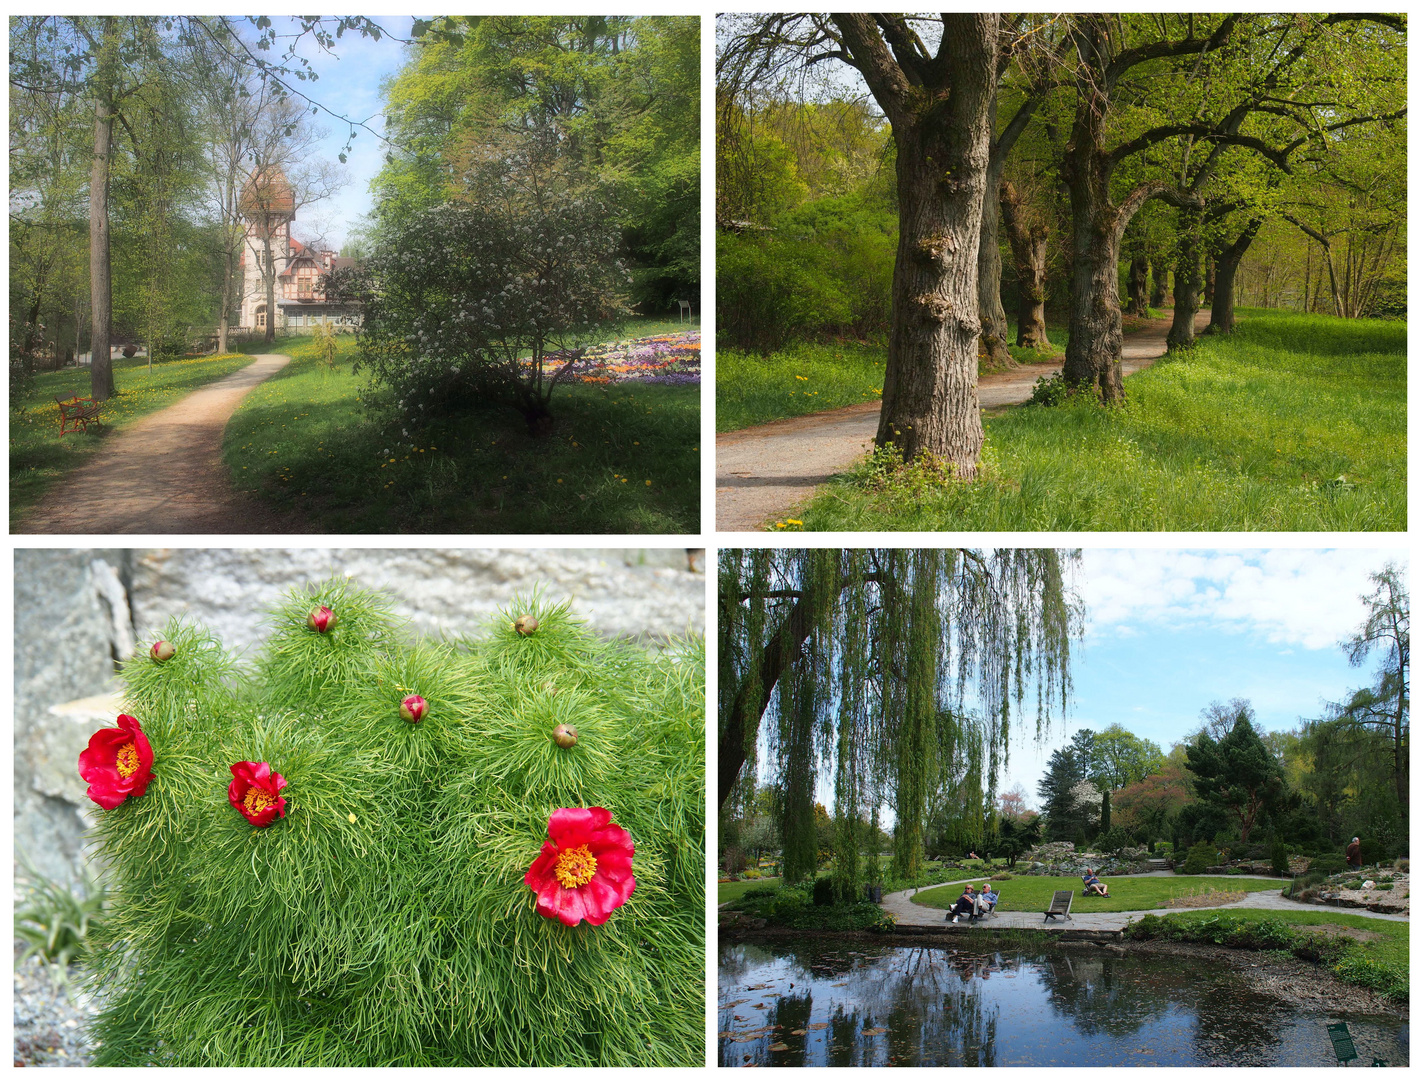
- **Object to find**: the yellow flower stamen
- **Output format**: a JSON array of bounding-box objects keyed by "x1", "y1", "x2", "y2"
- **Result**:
[
  {"x1": 553, "y1": 844, "x2": 598, "y2": 889},
  {"x1": 244, "y1": 786, "x2": 276, "y2": 816},
  {"x1": 115, "y1": 742, "x2": 139, "y2": 779}
]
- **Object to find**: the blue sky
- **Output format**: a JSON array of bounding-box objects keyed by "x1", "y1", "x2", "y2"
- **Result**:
[
  {"x1": 997, "y1": 548, "x2": 1408, "y2": 807},
  {"x1": 234, "y1": 17, "x2": 418, "y2": 249}
]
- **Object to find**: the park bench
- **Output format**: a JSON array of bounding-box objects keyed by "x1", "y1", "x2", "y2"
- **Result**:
[
  {"x1": 56, "y1": 394, "x2": 101, "y2": 437},
  {"x1": 1043, "y1": 890, "x2": 1074, "y2": 922}
]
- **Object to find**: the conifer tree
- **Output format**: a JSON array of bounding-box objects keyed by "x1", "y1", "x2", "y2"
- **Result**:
[{"x1": 82, "y1": 580, "x2": 704, "y2": 1066}]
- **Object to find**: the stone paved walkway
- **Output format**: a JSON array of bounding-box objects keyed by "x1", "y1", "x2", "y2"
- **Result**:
[{"x1": 884, "y1": 874, "x2": 1410, "y2": 931}]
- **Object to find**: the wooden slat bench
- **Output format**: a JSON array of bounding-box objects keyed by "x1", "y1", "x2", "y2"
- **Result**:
[
  {"x1": 56, "y1": 395, "x2": 102, "y2": 436},
  {"x1": 1043, "y1": 889, "x2": 1074, "y2": 922}
]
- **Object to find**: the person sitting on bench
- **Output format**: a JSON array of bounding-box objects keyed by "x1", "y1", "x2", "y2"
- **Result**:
[
  {"x1": 1081, "y1": 868, "x2": 1109, "y2": 897},
  {"x1": 978, "y1": 883, "x2": 1000, "y2": 914},
  {"x1": 948, "y1": 884, "x2": 979, "y2": 923}
]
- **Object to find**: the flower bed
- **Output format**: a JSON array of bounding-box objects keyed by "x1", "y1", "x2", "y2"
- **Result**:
[{"x1": 542, "y1": 331, "x2": 700, "y2": 386}]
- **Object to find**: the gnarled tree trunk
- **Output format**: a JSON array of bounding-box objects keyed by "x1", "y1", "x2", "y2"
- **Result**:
[
  {"x1": 976, "y1": 89, "x2": 1012, "y2": 367},
  {"x1": 999, "y1": 179, "x2": 1050, "y2": 349},
  {"x1": 1167, "y1": 208, "x2": 1202, "y2": 350},
  {"x1": 1149, "y1": 256, "x2": 1169, "y2": 307},
  {"x1": 1125, "y1": 255, "x2": 1149, "y2": 315},
  {"x1": 1207, "y1": 217, "x2": 1261, "y2": 334},
  {"x1": 831, "y1": 14, "x2": 998, "y2": 474}
]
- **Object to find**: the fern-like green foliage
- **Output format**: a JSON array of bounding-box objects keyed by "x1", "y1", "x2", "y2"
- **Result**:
[{"x1": 86, "y1": 580, "x2": 705, "y2": 1066}]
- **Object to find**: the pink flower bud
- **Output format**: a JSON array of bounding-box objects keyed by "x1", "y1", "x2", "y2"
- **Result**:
[
  {"x1": 307, "y1": 606, "x2": 337, "y2": 633},
  {"x1": 400, "y1": 694, "x2": 428, "y2": 724},
  {"x1": 514, "y1": 614, "x2": 539, "y2": 636},
  {"x1": 150, "y1": 640, "x2": 176, "y2": 662},
  {"x1": 553, "y1": 724, "x2": 578, "y2": 749}
]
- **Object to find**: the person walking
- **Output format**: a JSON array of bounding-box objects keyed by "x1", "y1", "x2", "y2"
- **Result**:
[{"x1": 1345, "y1": 836, "x2": 1362, "y2": 870}]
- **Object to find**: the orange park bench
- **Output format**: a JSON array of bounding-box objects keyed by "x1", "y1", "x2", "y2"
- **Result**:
[{"x1": 56, "y1": 394, "x2": 102, "y2": 436}]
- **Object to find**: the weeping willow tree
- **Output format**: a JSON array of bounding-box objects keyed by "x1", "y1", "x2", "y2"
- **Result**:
[{"x1": 719, "y1": 548, "x2": 1082, "y2": 891}]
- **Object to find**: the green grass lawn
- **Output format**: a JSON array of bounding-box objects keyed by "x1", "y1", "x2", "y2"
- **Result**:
[
  {"x1": 717, "y1": 324, "x2": 1064, "y2": 433},
  {"x1": 222, "y1": 319, "x2": 699, "y2": 533},
  {"x1": 914, "y1": 874, "x2": 1283, "y2": 914},
  {"x1": 718, "y1": 877, "x2": 784, "y2": 904},
  {"x1": 798, "y1": 309, "x2": 1404, "y2": 531},
  {"x1": 10, "y1": 353, "x2": 256, "y2": 528}
]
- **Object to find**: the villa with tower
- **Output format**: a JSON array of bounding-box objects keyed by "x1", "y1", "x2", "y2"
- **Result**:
[{"x1": 238, "y1": 166, "x2": 360, "y2": 335}]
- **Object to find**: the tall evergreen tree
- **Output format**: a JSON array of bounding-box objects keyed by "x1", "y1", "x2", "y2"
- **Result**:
[{"x1": 1185, "y1": 709, "x2": 1285, "y2": 844}]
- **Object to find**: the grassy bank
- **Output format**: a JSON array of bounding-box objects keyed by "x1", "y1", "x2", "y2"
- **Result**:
[
  {"x1": 719, "y1": 877, "x2": 784, "y2": 904},
  {"x1": 717, "y1": 324, "x2": 1063, "y2": 433},
  {"x1": 798, "y1": 310, "x2": 1404, "y2": 531},
  {"x1": 10, "y1": 353, "x2": 254, "y2": 527},
  {"x1": 222, "y1": 321, "x2": 699, "y2": 533},
  {"x1": 914, "y1": 875, "x2": 1281, "y2": 914},
  {"x1": 1127, "y1": 909, "x2": 1407, "y2": 1002}
]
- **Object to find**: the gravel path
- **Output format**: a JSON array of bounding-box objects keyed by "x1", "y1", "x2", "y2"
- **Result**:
[
  {"x1": 883, "y1": 872, "x2": 1411, "y2": 931},
  {"x1": 715, "y1": 311, "x2": 1207, "y2": 531},
  {"x1": 18, "y1": 353, "x2": 304, "y2": 535},
  {"x1": 13, "y1": 950, "x2": 99, "y2": 1067}
]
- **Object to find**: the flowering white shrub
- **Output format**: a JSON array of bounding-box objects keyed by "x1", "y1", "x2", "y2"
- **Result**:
[{"x1": 354, "y1": 131, "x2": 630, "y2": 434}]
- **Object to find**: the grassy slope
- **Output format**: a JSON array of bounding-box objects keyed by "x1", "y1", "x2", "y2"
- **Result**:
[
  {"x1": 800, "y1": 309, "x2": 1404, "y2": 531},
  {"x1": 717, "y1": 323, "x2": 1064, "y2": 434},
  {"x1": 10, "y1": 354, "x2": 255, "y2": 527},
  {"x1": 914, "y1": 874, "x2": 1283, "y2": 914},
  {"x1": 222, "y1": 319, "x2": 699, "y2": 533}
]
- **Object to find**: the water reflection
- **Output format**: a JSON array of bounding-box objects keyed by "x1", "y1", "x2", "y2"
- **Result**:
[{"x1": 718, "y1": 940, "x2": 1408, "y2": 1068}]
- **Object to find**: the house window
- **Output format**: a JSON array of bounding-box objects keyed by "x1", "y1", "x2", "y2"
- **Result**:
[{"x1": 255, "y1": 304, "x2": 267, "y2": 330}]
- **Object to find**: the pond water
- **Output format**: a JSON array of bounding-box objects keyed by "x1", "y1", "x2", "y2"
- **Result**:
[{"x1": 719, "y1": 939, "x2": 1408, "y2": 1068}]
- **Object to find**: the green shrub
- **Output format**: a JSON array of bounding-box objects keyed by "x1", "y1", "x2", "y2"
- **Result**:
[
  {"x1": 812, "y1": 877, "x2": 836, "y2": 907},
  {"x1": 742, "y1": 868, "x2": 761, "y2": 879},
  {"x1": 1270, "y1": 841, "x2": 1291, "y2": 877},
  {"x1": 1181, "y1": 841, "x2": 1216, "y2": 875},
  {"x1": 85, "y1": 581, "x2": 704, "y2": 1066},
  {"x1": 1311, "y1": 854, "x2": 1348, "y2": 876}
]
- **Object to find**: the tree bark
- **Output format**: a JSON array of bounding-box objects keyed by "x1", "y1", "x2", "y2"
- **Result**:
[
  {"x1": 1207, "y1": 218, "x2": 1261, "y2": 334},
  {"x1": 1167, "y1": 208, "x2": 1203, "y2": 350},
  {"x1": 88, "y1": 17, "x2": 118, "y2": 401},
  {"x1": 1125, "y1": 255, "x2": 1149, "y2": 316},
  {"x1": 1203, "y1": 253, "x2": 1215, "y2": 304},
  {"x1": 999, "y1": 180, "x2": 1050, "y2": 349},
  {"x1": 1149, "y1": 256, "x2": 1168, "y2": 307},
  {"x1": 831, "y1": 14, "x2": 998, "y2": 473},
  {"x1": 263, "y1": 232, "x2": 278, "y2": 344},
  {"x1": 976, "y1": 88, "x2": 1012, "y2": 367}
]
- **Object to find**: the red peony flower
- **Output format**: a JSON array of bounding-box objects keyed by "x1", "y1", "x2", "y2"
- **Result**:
[
  {"x1": 524, "y1": 807, "x2": 635, "y2": 927},
  {"x1": 228, "y1": 761, "x2": 288, "y2": 827},
  {"x1": 78, "y1": 713, "x2": 154, "y2": 809},
  {"x1": 399, "y1": 694, "x2": 428, "y2": 723},
  {"x1": 307, "y1": 606, "x2": 337, "y2": 633}
]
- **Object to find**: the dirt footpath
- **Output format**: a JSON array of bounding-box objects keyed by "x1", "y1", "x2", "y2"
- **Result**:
[
  {"x1": 20, "y1": 354, "x2": 304, "y2": 535},
  {"x1": 715, "y1": 311, "x2": 1207, "y2": 531}
]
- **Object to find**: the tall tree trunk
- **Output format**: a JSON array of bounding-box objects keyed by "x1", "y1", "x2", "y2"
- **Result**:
[
  {"x1": 1202, "y1": 252, "x2": 1215, "y2": 304},
  {"x1": 263, "y1": 231, "x2": 278, "y2": 344},
  {"x1": 835, "y1": 14, "x2": 996, "y2": 473},
  {"x1": 999, "y1": 180, "x2": 1050, "y2": 349},
  {"x1": 1167, "y1": 208, "x2": 1202, "y2": 350},
  {"x1": 1149, "y1": 256, "x2": 1168, "y2": 307},
  {"x1": 1125, "y1": 255, "x2": 1149, "y2": 316},
  {"x1": 1207, "y1": 217, "x2": 1261, "y2": 334},
  {"x1": 976, "y1": 88, "x2": 1012, "y2": 367},
  {"x1": 89, "y1": 17, "x2": 119, "y2": 401}
]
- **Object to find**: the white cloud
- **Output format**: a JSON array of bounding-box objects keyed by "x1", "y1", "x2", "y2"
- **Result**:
[{"x1": 1081, "y1": 549, "x2": 1406, "y2": 651}]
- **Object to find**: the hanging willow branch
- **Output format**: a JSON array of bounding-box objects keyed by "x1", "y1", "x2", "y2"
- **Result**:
[{"x1": 719, "y1": 548, "x2": 1083, "y2": 884}]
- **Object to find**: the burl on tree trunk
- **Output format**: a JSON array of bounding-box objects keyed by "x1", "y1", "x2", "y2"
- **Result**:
[
  {"x1": 833, "y1": 14, "x2": 998, "y2": 475},
  {"x1": 999, "y1": 180, "x2": 1050, "y2": 349}
]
